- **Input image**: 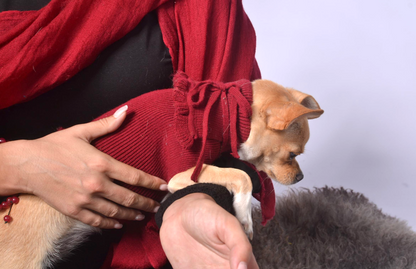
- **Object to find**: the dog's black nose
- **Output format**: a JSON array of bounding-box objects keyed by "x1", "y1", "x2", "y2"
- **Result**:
[{"x1": 295, "y1": 172, "x2": 304, "y2": 182}]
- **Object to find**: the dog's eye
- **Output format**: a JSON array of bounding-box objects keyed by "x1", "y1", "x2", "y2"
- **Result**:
[{"x1": 289, "y1": 152, "x2": 297, "y2": 160}]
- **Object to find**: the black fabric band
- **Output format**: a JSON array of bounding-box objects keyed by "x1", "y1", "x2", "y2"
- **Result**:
[
  {"x1": 0, "y1": 0, "x2": 50, "y2": 11},
  {"x1": 212, "y1": 154, "x2": 261, "y2": 194},
  {"x1": 155, "y1": 183, "x2": 235, "y2": 229}
]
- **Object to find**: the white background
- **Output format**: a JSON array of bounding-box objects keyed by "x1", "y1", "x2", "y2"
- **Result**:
[{"x1": 244, "y1": 0, "x2": 416, "y2": 230}]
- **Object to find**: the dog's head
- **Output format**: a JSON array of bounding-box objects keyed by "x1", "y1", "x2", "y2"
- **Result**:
[{"x1": 238, "y1": 80, "x2": 323, "y2": 185}]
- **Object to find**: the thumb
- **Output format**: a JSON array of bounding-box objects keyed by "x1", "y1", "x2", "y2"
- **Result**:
[
  {"x1": 230, "y1": 244, "x2": 258, "y2": 269},
  {"x1": 221, "y1": 217, "x2": 259, "y2": 269},
  {"x1": 76, "y1": 105, "x2": 128, "y2": 142}
]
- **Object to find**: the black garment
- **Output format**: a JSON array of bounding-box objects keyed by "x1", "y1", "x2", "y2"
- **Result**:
[
  {"x1": 0, "y1": 0, "x2": 50, "y2": 11},
  {"x1": 1, "y1": 2, "x2": 174, "y2": 269},
  {"x1": 0, "y1": 3, "x2": 173, "y2": 140}
]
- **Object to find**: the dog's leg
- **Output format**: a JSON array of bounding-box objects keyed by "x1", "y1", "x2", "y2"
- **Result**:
[
  {"x1": 232, "y1": 192, "x2": 253, "y2": 239},
  {"x1": 169, "y1": 164, "x2": 253, "y2": 238},
  {"x1": 168, "y1": 171, "x2": 196, "y2": 193}
]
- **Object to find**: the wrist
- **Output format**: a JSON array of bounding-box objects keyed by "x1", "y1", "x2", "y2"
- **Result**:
[
  {"x1": 155, "y1": 183, "x2": 235, "y2": 228},
  {"x1": 162, "y1": 192, "x2": 213, "y2": 219},
  {"x1": 0, "y1": 139, "x2": 31, "y2": 196}
]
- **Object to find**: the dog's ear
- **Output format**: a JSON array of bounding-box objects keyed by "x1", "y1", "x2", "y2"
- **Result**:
[
  {"x1": 262, "y1": 100, "x2": 324, "y2": 131},
  {"x1": 286, "y1": 88, "x2": 323, "y2": 119}
]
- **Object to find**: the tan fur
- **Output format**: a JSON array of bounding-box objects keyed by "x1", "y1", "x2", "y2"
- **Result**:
[
  {"x1": 0, "y1": 80, "x2": 323, "y2": 268},
  {"x1": 0, "y1": 195, "x2": 77, "y2": 269},
  {"x1": 169, "y1": 164, "x2": 252, "y2": 194},
  {"x1": 238, "y1": 80, "x2": 323, "y2": 185}
]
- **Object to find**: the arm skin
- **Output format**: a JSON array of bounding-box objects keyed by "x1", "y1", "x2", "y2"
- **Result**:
[
  {"x1": 0, "y1": 106, "x2": 167, "y2": 229},
  {"x1": 160, "y1": 193, "x2": 259, "y2": 269}
]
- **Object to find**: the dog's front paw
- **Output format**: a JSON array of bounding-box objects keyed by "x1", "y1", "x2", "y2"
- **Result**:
[
  {"x1": 243, "y1": 223, "x2": 253, "y2": 240},
  {"x1": 242, "y1": 216, "x2": 253, "y2": 240},
  {"x1": 233, "y1": 192, "x2": 253, "y2": 239}
]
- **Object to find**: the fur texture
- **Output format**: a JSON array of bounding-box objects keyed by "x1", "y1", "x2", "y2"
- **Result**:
[
  {"x1": 251, "y1": 187, "x2": 416, "y2": 269},
  {"x1": 0, "y1": 195, "x2": 97, "y2": 269}
]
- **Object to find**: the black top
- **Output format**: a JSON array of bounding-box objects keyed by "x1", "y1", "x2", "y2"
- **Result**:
[
  {"x1": 0, "y1": 0, "x2": 50, "y2": 11},
  {"x1": 0, "y1": 1, "x2": 173, "y2": 140}
]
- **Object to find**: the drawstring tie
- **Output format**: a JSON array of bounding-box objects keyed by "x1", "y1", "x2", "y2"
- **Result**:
[{"x1": 173, "y1": 72, "x2": 252, "y2": 181}]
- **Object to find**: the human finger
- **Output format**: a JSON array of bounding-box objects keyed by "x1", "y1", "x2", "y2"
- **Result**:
[
  {"x1": 220, "y1": 217, "x2": 259, "y2": 269},
  {"x1": 85, "y1": 196, "x2": 145, "y2": 222},
  {"x1": 74, "y1": 208, "x2": 124, "y2": 230},
  {"x1": 246, "y1": 253, "x2": 259, "y2": 269},
  {"x1": 234, "y1": 253, "x2": 258, "y2": 269},
  {"x1": 73, "y1": 105, "x2": 128, "y2": 143},
  {"x1": 101, "y1": 182, "x2": 161, "y2": 213},
  {"x1": 230, "y1": 242, "x2": 259, "y2": 269},
  {"x1": 105, "y1": 158, "x2": 167, "y2": 191}
]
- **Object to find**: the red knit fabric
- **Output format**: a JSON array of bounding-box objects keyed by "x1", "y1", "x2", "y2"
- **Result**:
[
  {"x1": 0, "y1": 0, "x2": 274, "y2": 268},
  {"x1": 0, "y1": 0, "x2": 168, "y2": 109},
  {"x1": 94, "y1": 73, "x2": 255, "y2": 268}
]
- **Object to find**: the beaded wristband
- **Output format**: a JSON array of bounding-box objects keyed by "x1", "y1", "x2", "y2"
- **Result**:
[
  {"x1": 0, "y1": 138, "x2": 20, "y2": 224},
  {"x1": 155, "y1": 183, "x2": 235, "y2": 228},
  {"x1": 1, "y1": 196, "x2": 20, "y2": 223}
]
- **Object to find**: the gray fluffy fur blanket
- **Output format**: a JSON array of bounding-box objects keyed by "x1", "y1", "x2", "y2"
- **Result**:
[{"x1": 251, "y1": 187, "x2": 416, "y2": 269}]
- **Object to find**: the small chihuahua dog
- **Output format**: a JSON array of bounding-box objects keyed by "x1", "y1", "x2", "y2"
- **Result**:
[
  {"x1": 168, "y1": 79, "x2": 323, "y2": 238},
  {"x1": 0, "y1": 79, "x2": 323, "y2": 268}
]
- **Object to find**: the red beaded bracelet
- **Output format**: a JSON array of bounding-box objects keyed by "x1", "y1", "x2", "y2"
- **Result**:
[
  {"x1": 0, "y1": 138, "x2": 20, "y2": 224},
  {"x1": 1, "y1": 196, "x2": 20, "y2": 223}
]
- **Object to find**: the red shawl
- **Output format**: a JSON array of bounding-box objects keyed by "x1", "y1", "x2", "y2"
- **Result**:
[{"x1": 0, "y1": 0, "x2": 275, "y2": 268}]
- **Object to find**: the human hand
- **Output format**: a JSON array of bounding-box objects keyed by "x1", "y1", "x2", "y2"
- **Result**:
[
  {"x1": 0, "y1": 105, "x2": 167, "y2": 229},
  {"x1": 159, "y1": 193, "x2": 259, "y2": 269}
]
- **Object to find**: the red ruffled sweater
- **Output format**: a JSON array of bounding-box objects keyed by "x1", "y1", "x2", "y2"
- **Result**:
[{"x1": 0, "y1": 0, "x2": 275, "y2": 268}]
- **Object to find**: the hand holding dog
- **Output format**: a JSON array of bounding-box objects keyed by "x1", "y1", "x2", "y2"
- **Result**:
[
  {"x1": 160, "y1": 193, "x2": 259, "y2": 269},
  {"x1": 0, "y1": 105, "x2": 167, "y2": 229}
]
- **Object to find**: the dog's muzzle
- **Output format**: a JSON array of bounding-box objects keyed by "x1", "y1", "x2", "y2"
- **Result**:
[{"x1": 295, "y1": 172, "x2": 304, "y2": 183}]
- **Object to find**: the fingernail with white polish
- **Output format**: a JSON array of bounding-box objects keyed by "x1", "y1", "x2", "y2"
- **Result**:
[
  {"x1": 135, "y1": 214, "x2": 145, "y2": 221},
  {"x1": 113, "y1": 105, "x2": 128, "y2": 119},
  {"x1": 153, "y1": 206, "x2": 160, "y2": 213},
  {"x1": 114, "y1": 223, "x2": 123, "y2": 229},
  {"x1": 238, "y1": 262, "x2": 248, "y2": 269},
  {"x1": 159, "y1": 184, "x2": 168, "y2": 191}
]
